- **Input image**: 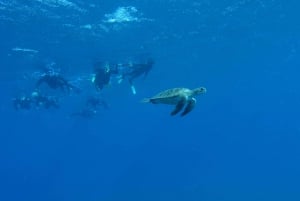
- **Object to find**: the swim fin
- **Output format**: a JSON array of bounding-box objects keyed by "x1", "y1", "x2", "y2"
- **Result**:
[{"x1": 131, "y1": 85, "x2": 136, "y2": 95}]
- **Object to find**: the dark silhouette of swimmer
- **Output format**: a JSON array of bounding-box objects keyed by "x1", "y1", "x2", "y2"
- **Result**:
[
  {"x1": 86, "y1": 96, "x2": 109, "y2": 110},
  {"x1": 36, "y1": 72, "x2": 80, "y2": 93},
  {"x1": 31, "y1": 91, "x2": 60, "y2": 109},
  {"x1": 13, "y1": 91, "x2": 60, "y2": 110},
  {"x1": 92, "y1": 62, "x2": 118, "y2": 91},
  {"x1": 70, "y1": 96, "x2": 108, "y2": 118},
  {"x1": 125, "y1": 59, "x2": 154, "y2": 85},
  {"x1": 118, "y1": 58, "x2": 154, "y2": 94}
]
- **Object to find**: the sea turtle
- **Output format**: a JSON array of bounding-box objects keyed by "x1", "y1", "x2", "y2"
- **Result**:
[{"x1": 142, "y1": 87, "x2": 206, "y2": 116}]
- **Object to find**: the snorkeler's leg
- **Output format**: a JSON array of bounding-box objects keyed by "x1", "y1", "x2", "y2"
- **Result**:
[{"x1": 129, "y1": 79, "x2": 136, "y2": 95}]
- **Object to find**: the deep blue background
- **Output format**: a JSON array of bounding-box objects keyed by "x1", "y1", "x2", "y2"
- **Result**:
[{"x1": 0, "y1": 1, "x2": 300, "y2": 200}]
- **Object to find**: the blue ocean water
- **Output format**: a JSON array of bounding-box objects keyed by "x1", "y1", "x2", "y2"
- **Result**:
[{"x1": 0, "y1": 0, "x2": 300, "y2": 200}]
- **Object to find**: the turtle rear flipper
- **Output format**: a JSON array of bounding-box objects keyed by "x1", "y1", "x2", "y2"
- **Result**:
[
  {"x1": 181, "y1": 98, "x2": 196, "y2": 116},
  {"x1": 171, "y1": 99, "x2": 185, "y2": 116}
]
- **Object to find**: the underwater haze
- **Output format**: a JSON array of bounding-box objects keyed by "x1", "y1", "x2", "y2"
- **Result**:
[{"x1": 0, "y1": 0, "x2": 300, "y2": 200}]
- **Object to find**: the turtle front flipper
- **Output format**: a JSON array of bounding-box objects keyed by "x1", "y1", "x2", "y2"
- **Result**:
[
  {"x1": 171, "y1": 99, "x2": 185, "y2": 116},
  {"x1": 181, "y1": 98, "x2": 196, "y2": 116}
]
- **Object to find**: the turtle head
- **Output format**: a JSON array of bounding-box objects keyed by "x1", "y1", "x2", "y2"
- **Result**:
[{"x1": 193, "y1": 87, "x2": 206, "y2": 95}]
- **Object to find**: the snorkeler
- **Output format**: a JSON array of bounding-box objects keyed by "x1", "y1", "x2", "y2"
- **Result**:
[
  {"x1": 70, "y1": 96, "x2": 109, "y2": 119},
  {"x1": 92, "y1": 62, "x2": 119, "y2": 91},
  {"x1": 86, "y1": 96, "x2": 109, "y2": 110},
  {"x1": 13, "y1": 91, "x2": 60, "y2": 110},
  {"x1": 36, "y1": 71, "x2": 80, "y2": 93},
  {"x1": 31, "y1": 91, "x2": 60, "y2": 109},
  {"x1": 118, "y1": 58, "x2": 154, "y2": 94}
]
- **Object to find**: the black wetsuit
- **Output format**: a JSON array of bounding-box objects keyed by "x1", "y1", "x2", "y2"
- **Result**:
[
  {"x1": 36, "y1": 73, "x2": 80, "y2": 93},
  {"x1": 86, "y1": 97, "x2": 109, "y2": 109},
  {"x1": 122, "y1": 60, "x2": 154, "y2": 85},
  {"x1": 93, "y1": 64, "x2": 119, "y2": 90},
  {"x1": 33, "y1": 95, "x2": 59, "y2": 109}
]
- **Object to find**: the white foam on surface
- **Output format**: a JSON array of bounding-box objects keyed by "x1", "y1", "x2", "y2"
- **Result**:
[
  {"x1": 35, "y1": 0, "x2": 85, "y2": 12},
  {"x1": 103, "y1": 6, "x2": 140, "y2": 24}
]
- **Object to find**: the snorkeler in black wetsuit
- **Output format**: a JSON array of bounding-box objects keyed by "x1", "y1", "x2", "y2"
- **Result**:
[
  {"x1": 31, "y1": 91, "x2": 60, "y2": 109},
  {"x1": 36, "y1": 71, "x2": 80, "y2": 93},
  {"x1": 70, "y1": 96, "x2": 109, "y2": 119},
  {"x1": 92, "y1": 62, "x2": 119, "y2": 91},
  {"x1": 118, "y1": 58, "x2": 154, "y2": 94},
  {"x1": 86, "y1": 96, "x2": 109, "y2": 110},
  {"x1": 12, "y1": 91, "x2": 59, "y2": 110}
]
